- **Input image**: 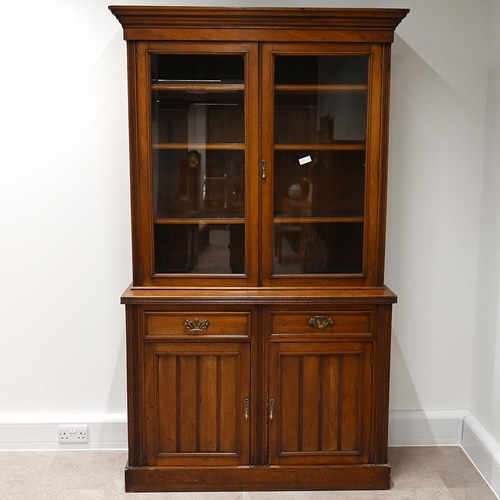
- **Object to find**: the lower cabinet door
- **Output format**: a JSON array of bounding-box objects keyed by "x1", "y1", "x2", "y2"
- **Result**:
[
  {"x1": 144, "y1": 341, "x2": 251, "y2": 466},
  {"x1": 268, "y1": 341, "x2": 373, "y2": 465}
]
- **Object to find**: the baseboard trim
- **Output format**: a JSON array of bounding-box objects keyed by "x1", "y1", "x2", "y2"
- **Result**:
[
  {"x1": 0, "y1": 413, "x2": 127, "y2": 450},
  {"x1": 0, "y1": 410, "x2": 468, "y2": 450},
  {"x1": 388, "y1": 409, "x2": 471, "y2": 446},
  {"x1": 462, "y1": 414, "x2": 500, "y2": 499}
]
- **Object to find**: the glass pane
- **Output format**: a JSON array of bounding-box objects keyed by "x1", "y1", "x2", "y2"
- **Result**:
[
  {"x1": 155, "y1": 223, "x2": 245, "y2": 274},
  {"x1": 275, "y1": 90, "x2": 367, "y2": 144},
  {"x1": 151, "y1": 54, "x2": 244, "y2": 84},
  {"x1": 273, "y1": 55, "x2": 368, "y2": 277},
  {"x1": 153, "y1": 149, "x2": 245, "y2": 218},
  {"x1": 151, "y1": 54, "x2": 246, "y2": 276},
  {"x1": 275, "y1": 55, "x2": 368, "y2": 144},
  {"x1": 152, "y1": 90, "x2": 244, "y2": 145},
  {"x1": 275, "y1": 55, "x2": 367, "y2": 85},
  {"x1": 274, "y1": 150, "x2": 365, "y2": 217},
  {"x1": 273, "y1": 222, "x2": 363, "y2": 275}
]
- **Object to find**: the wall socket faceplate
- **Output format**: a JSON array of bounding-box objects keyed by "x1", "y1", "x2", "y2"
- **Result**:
[{"x1": 58, "y1": 425, "x2": 88, "y2": 443}]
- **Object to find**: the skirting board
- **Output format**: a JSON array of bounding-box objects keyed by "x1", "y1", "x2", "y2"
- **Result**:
[
  {"x1": 0, "y1": 410, "x2": 467, "y2": 450},
  {"x1": 388, "y1": 409, "x2": 471, "y2": 447},
  {"x1": 0, "y1": 414, "x2": 127, "y2": 450},
  {"x1": 462, "y1": 414, "x2": 500, "y2": 499}
]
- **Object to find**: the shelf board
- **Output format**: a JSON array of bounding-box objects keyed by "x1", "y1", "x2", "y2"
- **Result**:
[
  {"x1": 155, "y1": 216, "x2": 245, "y2": 225},
  {"x1": 151, "y1": 82, "x2": 244, "y2": 92},
  {"x1": 275, "y1": 142, "x2": 365, "y2": 151},
  {"x1": 275, "y1": 84, "x2": 367, "y2": 92},
  {"x1": 153, "y1": 143, "x2": 363, "y2": 153},
  {"x1": 274, "y1": 216, "x2": 364, "y2": 224},
  {"x1": 153, "y1": 143, "x2": 245, "y2": 150}
]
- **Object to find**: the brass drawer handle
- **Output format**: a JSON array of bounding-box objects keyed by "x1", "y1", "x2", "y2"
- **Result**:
[
  {"x1": 268, "y1": 399, "x2": 275, "y2": 421},
  {"x1": 308, "y1": 315, "x2": 334, "y2": 329},
  {"x1": 184, "y1": 318, "x2": 210, "y2": 331},
  {"x1": 243, "y1": 398, "x2": 250, "y2": 420}
]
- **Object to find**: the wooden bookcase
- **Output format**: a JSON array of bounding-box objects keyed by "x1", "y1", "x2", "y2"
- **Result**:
[{"x1": 110, "y1": 6, "x2": 408, "y2": 492}]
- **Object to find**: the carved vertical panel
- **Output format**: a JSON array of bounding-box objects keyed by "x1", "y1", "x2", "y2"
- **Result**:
[
  {"x1": 269, "y1": 342, "x2": 372, "y2": 465},
  {"x1": 146, "y1": 342, "x2": 250, "y2": 466}
]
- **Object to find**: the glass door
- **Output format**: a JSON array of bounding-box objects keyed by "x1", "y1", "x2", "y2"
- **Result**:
[
  {"x1": 261, "y1": 44, "x2": 382, "y2": 287},
  {"x1": 136, "y1": 43, "x2": 259, "y2": 286}
]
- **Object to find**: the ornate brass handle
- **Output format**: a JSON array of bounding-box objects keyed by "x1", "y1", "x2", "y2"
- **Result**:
[
  {"x1": 268, "y1": 399, "x2": 275, "y2": 421},
  {"x1": 308, "y1": 315, "x2": 334, "y2": 329},
  {"x1": 243, "y1": 399, "x2": 250, "y2": 420},
  {"x1": 184, "y1": 318, "x2": 210, "y2": 331},
  {"x1": 261, "y1": 159, "x2": 267, "y2": 180}
]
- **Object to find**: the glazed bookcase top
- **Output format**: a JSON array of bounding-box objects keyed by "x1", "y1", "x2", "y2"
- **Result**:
[
  {"x1": 109, "y1": 6, "x2": 409, "y2": 42},
  {"x1": 110, "y1": 6, "x2": 408, "y2": 288}
]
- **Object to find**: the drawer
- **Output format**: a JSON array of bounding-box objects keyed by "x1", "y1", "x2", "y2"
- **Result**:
[
  {"x1": 145, "y1": 311, "x2": 250, "y2": 338},
  {"x1": 270, "y1": 311, "x2": 372, "y2": 337}
]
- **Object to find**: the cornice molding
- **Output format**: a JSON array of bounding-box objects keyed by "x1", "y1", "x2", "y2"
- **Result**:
[{"x1": 109, "y1": 6, "x2": 409, "y2": 37}]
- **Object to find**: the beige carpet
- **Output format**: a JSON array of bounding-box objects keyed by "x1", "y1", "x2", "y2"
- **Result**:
[{"x1": 0, "y1": 446, "x2": 496, "y2": 499}]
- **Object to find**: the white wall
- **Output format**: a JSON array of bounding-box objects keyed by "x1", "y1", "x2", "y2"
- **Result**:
[
  {"x1": 0, "y1": 0, "x2": 497, "y2": 448},
  {"x1": 0, "y1": 1, "x2": 132, "y2": 414},
  {"x1": 385, "y1": 1, "x2": 489, "y2": 411},
  {"x1": 471, "y1": 0, "x2": 500, "y2": 444}
]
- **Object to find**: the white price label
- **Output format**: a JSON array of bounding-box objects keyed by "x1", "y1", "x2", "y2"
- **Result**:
[{"x1": 298, "y1": 155, "x2": 312, "y2": 165}]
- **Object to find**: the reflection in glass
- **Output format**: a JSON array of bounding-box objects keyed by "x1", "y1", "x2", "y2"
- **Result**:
[
  {"x1": 153, "y1": 149, "x2": 245, "y2": 218},
  {"x1": 273, "y1": 150, "x2": 365, "y2": 218},
  {"x1": 150, "y1": 54, "x2": 246, "y2": 276},
  {"x1": 274, "y1": 56, "x2": 368, "y2": 145},
  {"x1": 273, "y1": 223, "x2": 363, "y2": 275},
  {"x1": 151, "y1": 54, "x2": 244, "y2": 84},
  {"x1": 274, "y1": 91, "x2": 367, "y2": 144},
  {"x1": 272, "y1": 55, "x2": 368, "y2": 276},
  {"x1": 275, "y1": 55, "x2": 368, "y2": 85},
  {"x1": 155, "y1": 223, "x2": 245, "y2": 274},
  {"x1": 152, "y1": 91, "x2": 245, "y2": 145}
]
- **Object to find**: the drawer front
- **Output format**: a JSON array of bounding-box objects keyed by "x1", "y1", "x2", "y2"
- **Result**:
[
  {"x1": 270, "y1": 310, "x2": 373, "y2": 337},
  {"x1": 145, "y1": 311, "x2": 250, "y2": 338}
]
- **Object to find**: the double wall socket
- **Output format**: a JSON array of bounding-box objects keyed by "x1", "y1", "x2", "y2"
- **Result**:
[{"x1": 58, "y1": 425, "x2": 88, "y2": 443}]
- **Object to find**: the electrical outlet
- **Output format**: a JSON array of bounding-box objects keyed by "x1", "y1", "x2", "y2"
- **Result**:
[{"x1": 58, "y1": 425, "x2": 88, "y2": 443}]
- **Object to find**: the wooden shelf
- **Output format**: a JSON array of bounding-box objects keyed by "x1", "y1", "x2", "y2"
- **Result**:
[
  {"x1": 153, "y1": 143, "x2": 364, "y2": 151},
  {"x1": 274, "y1": 216, "x2": 363, "y2": 224},
  {"x1": 153, "y1": 143, "x2": 244, "y2": 150},
  {"x1": 155, "y1": 217, "x2": 245, "y2": 225},
  {"x1": 152, "y1": 83, "x2": 244, "y2": 92},
  {"x1": 275, "y1": 84, "x2": 367, "y2": 92},
  {"x1": 275, "y1": 143, "x2": 365, "y2": 151}
]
